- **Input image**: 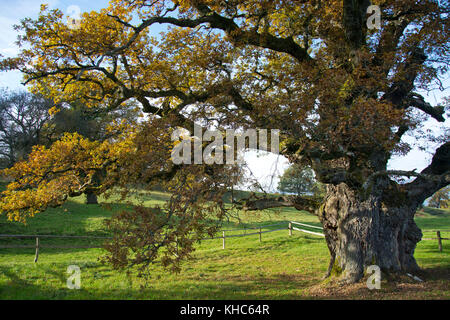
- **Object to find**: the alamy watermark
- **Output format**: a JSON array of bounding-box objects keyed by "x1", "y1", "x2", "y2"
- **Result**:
[
  {"x1": 367, "y1": 5, "x2": 381, "y2": 30},
  {"x1": 67, "y1": 265, "x2": 81, "y2": 289},
  {"x1": 171, "y1": 125, "x2": 280, "y2": 165},
  {"x1": 366, "y1": 265, "x2": 381, "y2": 290},
  {"x1": 67, "y1": 5, "x2": 82, "y2": 30},
  {"x1": 66, "y1": 4, "x2": 381, "y2": 31}
]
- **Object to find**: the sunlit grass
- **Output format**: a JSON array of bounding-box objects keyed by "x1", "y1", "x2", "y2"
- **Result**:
[{"x1": 0, "y1": 191, "x2": 449, "y2": 299}]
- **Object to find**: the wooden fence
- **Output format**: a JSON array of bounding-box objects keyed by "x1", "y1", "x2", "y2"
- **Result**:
[
  {"x1": 0, "y1": 222, "x2": 447, "y2": 262},
  {"x1": 289, "y1": 221, "x2": 325, "y2": 237},
  {"x1": 0, "y1": 234, "x2": 110, "y2": 262},
  {"x1": 422, "y1": 231, "x2": 449, "y2": 252}
]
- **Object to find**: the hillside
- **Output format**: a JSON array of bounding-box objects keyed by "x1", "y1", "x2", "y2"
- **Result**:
[{"x1": 0, "y1": 190, "x2": 449, "y2": 299}]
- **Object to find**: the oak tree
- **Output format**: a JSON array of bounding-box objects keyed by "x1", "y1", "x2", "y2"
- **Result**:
[
  {"x1": 43, "y1": 100, "x2": 141, "y2": 204},
  {"x1": 277, "y1": 165, "x2": 320, "y2": 196},
  {"x1": 1, "y1": 0, "x2": 449, "y2": 283}
]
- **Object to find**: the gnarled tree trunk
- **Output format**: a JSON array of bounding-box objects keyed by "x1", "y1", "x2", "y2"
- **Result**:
[
  {"x1": 319, "y1": 182, "x2": 422, "y2": 283},
  {"x1": 238, "y1": 144, "x2": 448, "y2": 284},
  {"x1": 86, "y1": 191, "x2": 99, "y2": 205}
]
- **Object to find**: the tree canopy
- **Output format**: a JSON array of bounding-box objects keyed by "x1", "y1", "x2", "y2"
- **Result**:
[
  {"x1": 428, "y1": 186, "x2": 449, "y2": 209},
  {"x1": 0, "y1": 89, "x2": 54, "y2": 168},
  {"x1": 0, "y1": 0, "x2": 449, "y2": 282},
  {"x1": 277, "y1": 165, "x2": 323, "y2": 197}
]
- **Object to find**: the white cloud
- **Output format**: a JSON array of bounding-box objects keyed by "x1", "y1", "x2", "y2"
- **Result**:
[
  {"x1": 243, "y1": 151, "x2": 290, "y2": 192},
  {"x1": 0, "y1": 0, "x2": 61, "y2": 88},
  {"x1": 0, "y1": 0, "x2": 60, "y2": 19},
  {"x1": 0, "y1": 46, "x2": 19, "y2": 57}
]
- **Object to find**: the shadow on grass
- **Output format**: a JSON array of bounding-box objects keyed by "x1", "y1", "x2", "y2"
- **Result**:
[
  {"x1": 2, "y1": 262, "x2": 446, "y2": 300},
  {"x1": 421, "y1": 207, "x2": 450, "y2": 216},
  {"x1": 418, "y1": 266, "x2": 450, "y2": 281},
  {"x1": 0, "y1": 263, "x2": 316, "y2": 299}
]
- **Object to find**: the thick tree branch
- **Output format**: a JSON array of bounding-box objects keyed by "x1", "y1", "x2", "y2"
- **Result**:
[
  {"x1": 342, "y1": 0, "x2": 371, "y2": 49},
  {"x1": 363, "y1": 169, "x2": 446, "y2": 191},
  {"x1": 108, "y1": 6, "x2": 312, "y2": 63},
  {"x1": 382, "y1": 47, "x2": 428, "y2": 107},
  {"x1": 405, "y1": 141, "x2": 450, "y2": 204},
  {"x1": 237, "y1": 195, "x2": 322, "y2": 215},
  {"x1": 406, "y1": 93, "x2": 445, "y2": 122},
  {"x1": 374, "y1": 17, "x2": 410, "y2": 76}
]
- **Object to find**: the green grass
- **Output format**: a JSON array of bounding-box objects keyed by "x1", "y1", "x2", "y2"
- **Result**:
[{"x1": 0, "y1": 191, "x2": 449, "y2": 300}]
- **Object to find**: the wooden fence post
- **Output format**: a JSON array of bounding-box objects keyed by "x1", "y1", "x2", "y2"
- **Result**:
[
  {"x1": 259, "y1": 227, "x2": 262, "y2": 242},
  {"x1": 222, "y1": 231, "x2": 225, "y2": 249},
  {"x1": 289, "y1": 222, "x2": 292, "y2": 236},
  {"x1": 34, "y1": 237, "x2": 39, "y2": 263},
  {"x1": 437, "y1": 231, "x2": 442, "y2": 252}
]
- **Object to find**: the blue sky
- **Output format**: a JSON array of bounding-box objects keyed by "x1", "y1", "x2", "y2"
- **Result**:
[
  {"x1": 0, "y1": 0, "x2": 448, "y2": 192},
  {"x1": 0, "y1": 0, "x2": 110, "y2": 89}
]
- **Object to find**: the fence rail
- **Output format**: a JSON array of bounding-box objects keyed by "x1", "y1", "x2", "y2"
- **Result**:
[
  {"x1": 422, "y1": 231, "x2": 448, "y2": 252},
  {"x1": 1, "y1": 221, "x2": 447, "y2": 262},
  {"x1": 288, "y1": 221, "x2": 325, "y2": 238},
  {"x1": 290, "y1": 221, "x2": 323, "y2": 230},
  {"x1": 0, "y1": 234, "x2": 111, "y2": 239},
  {"x1": 291, "y1": 227, "x2": 325, "y2": 237}
]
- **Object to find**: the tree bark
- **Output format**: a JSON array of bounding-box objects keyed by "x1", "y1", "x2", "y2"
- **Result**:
[
  {"x1": 86, "y1": 192, "x2": 99, "y2": 205},
  {"x1": 319, "y1": 183, "x2": 422, "y2": 283}
]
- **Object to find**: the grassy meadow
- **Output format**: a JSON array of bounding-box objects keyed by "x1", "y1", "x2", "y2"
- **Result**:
[{"x1": 0, "y1": 189, "x2": 449, "y2": 300}]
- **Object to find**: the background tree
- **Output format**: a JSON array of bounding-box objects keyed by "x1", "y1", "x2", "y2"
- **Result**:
[
  {"x1": 0, "y1": 0, "x2": 449, "y2": 283},
  {"x1": 0, "y1": 89, "x2": 53, "y2": 168},
  {"x1": 278, "y1": 165, "x2": 321, "y2": 197},
  {"x1": 428, "y1": 186, "x2": 450, "y2": 209},
  {"x1": 42, "y1": 100, "x2": 141, "y2": 204},
  {"x1": 45, "y1": 100, "x2": 141, "y2": 143},
  {"x1": 0, "y1": 88, "x2": 140, "y2": 204}
]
